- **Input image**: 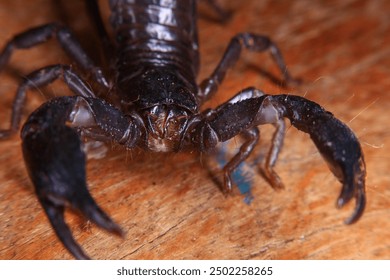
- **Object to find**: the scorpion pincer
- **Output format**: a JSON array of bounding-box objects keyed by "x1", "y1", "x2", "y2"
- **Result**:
[{"x1": 0, "y1": 0, "x2": 366, "y2": 259}]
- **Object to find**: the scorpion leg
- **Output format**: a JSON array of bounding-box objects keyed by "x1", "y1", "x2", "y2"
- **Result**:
[
  {"x1": 0, "y1": 22, "x2": 109, "y2": 88},
  {"x1": 0, "y1": 64, "x2": 95, "y2": 138},
  {"x1": 222, "y1": 128, "x2": 259, "y2": 193},
  {"x1": 198, "y1": 32, "x2": 298, "y2": 103},
  {"x1": 260, "y1": 119, "x2": 286, "y2": 191},
  {"x1": 194, "y1": 88, "x2": 365, "y2": 224}
]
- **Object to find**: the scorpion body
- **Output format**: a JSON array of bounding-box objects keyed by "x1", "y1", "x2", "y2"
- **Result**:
[{"x1": 0, "y1": 0, "x2": 366, "y2": 259}]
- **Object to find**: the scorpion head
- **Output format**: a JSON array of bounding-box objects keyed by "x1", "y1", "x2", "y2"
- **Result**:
[{"x1": 143, "y1": 104, "x2": 191, "y2": 152}]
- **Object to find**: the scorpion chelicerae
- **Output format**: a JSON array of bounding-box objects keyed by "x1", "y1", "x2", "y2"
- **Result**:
[{"x1": 0, "y1": 0, "x2": 366, "y2": 259}]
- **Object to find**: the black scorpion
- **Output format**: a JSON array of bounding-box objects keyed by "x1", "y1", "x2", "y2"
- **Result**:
[{"x1": 0, "y1": 0, "x2": 366, "y2": 259}]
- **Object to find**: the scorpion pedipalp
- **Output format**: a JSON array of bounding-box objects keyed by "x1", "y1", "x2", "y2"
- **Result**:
[
  {"x1": 193, "y1": 90, "x2": 366, "y2": 223},
  {"x1": 21, "y1": 97, "x2": 126, "y2": 259},
  {"x1": 271, "y1": 94, "x2": 366, "y2": 223}
]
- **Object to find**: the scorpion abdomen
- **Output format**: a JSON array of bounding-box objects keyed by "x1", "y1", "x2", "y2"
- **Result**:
[{"x1": 110, "y1": 0, "x2": 199, "y2": 90}]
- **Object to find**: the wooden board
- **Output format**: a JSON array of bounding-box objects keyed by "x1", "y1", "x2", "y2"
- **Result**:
[{"x1": 0, "y1": 0, "x2": 389, "y2": 259}]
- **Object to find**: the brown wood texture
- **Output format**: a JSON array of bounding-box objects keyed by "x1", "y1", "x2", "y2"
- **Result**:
[{"x1": 0, "y1": 0, "x2": 389, "y2": 260}]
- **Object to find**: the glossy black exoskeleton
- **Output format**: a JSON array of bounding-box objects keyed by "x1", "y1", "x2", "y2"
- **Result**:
[{"x1": 0, "y1": 0, "x2": 365, "y2": 259}]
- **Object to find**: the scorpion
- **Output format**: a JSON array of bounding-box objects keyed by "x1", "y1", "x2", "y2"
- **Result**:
[{"x1": 0, "y1": 0, "x2": 366, "y2": 259}]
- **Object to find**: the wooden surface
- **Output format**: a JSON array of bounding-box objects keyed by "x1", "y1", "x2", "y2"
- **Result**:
[{"x1": 0, "y1": 0, "x2": 389, "y2": 260}]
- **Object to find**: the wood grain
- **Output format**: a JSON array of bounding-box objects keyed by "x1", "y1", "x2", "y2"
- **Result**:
[{"x1": 0, "y1": 0, "x2": 389, "y2": 259}]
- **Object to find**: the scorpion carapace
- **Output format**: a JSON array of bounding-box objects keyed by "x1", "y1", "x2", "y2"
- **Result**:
[{"x1": 0, "y1": 0, "x2": 366, "y2": 259}]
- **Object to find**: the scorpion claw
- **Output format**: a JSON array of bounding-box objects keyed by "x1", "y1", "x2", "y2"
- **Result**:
[
  {"x1": 41, "y1": 201, "x2": 90, "y2": 260},
  {"x1": 21, "y1": 98, "x2": 123, "y2": 259},
  {"x1": 271, "y1": 95, "x2": 367, "y2": 223},
  {"x1": 39, "y1": 187, "x2": 123, "y2": 260},
  {"x1": 196, "y1": 91, "x2": 367, "y2": 224},
  {"x1": 260, "y1": 166, "x2": 285, "y2": 191},
  {"x1": 335, "y1": 157, "x2": 366, "y2": 224}
]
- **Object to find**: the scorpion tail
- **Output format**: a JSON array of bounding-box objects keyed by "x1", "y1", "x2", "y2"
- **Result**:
[
  {"x1": 271, "y1": 94, "x2": 366, "y2": 224},
  {"x1": 21, "y1": 97, "x2": 123, "y2": 259}
]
